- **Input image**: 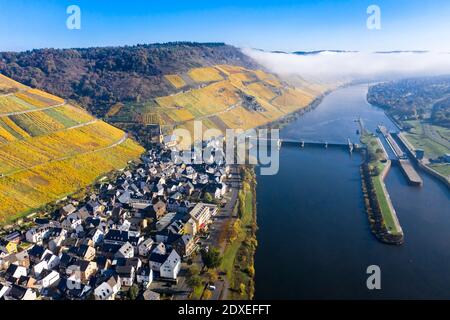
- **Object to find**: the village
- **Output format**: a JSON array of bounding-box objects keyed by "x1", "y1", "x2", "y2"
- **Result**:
[{"x1": 0, "y1": 136, "x2": 241, "y2": 300}]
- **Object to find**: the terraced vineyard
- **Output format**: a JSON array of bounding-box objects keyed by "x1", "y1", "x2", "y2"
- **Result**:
[
  {"x1": 0, "y1": 75, "x2": 144, "y2": 223},
  {"x1": 150, "y1": 65, "x2": 330, "y2": 143}
]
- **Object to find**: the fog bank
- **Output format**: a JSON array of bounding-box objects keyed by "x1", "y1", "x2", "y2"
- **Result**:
[{"x1": 243, "y1": 49, "x2": 450, "y2": 82}]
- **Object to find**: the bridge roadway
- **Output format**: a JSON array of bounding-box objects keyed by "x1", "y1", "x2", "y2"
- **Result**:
[{"x1": 246, "y1": 137, "x2": 357, "y2": 150}]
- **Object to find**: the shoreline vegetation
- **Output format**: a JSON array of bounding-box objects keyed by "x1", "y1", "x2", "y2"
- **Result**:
[
  {"x1": 360, "y1": 131, "x2": 404, "y2": 245},
  {"x1": 220, "y1": 165, "x2": 257, "y2": 299}
]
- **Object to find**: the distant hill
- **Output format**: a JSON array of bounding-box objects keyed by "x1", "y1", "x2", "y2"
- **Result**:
[
  {"x1": 0, "y1": 42, "x2": 260, "y2": 117},
  {"x1": 368, "y1": 76, "x2": 450, "y2": 128},
  {"x1": 0, "y1": 74, "x2": 144, "y2": 223}
]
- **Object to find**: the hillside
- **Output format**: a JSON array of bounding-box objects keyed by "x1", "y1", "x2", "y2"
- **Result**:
[
  {"x1": 0, "y1": 43, "x2": 342, "y2": 149},
  {"x1": 0, "y1": 74, "x2": 144, "y2": 223},
  {"x1": 0, "y1": 43, "x2": 260, "y2": 117},
  {"x1": 130, "y1": 64, "x2": 327, "y2": 142}
]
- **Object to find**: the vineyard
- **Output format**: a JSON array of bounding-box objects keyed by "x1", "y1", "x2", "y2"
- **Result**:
[
  {"x1": 151, "y1": 65, "x2": 324, "y2": 136},
  {"x1": 164, "y1": 75, "x2": 187, "y2": 89},
  {"x1": 0, "y1": 74, "x2": 144, "y2": 223}
]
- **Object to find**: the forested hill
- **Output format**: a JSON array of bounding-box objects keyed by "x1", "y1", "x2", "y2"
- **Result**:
[{"x1": 0, "y1": 42, "x2": 260, "y2": 116}]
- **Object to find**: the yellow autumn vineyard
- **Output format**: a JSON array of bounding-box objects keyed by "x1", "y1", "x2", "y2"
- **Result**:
[
  {"x1": 0, "y1": 74, "x2": 144, "y2": 223},
  {"x1": 152, "y1": 65, "x2": 330, "y2": 135}
]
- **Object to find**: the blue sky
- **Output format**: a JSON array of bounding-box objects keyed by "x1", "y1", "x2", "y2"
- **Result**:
[{"x1": 0, "y1": 0, "x2": 449, "y2": 52}]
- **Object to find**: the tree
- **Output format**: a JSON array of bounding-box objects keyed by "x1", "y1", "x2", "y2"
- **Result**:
[
  {"x1": 186, "y1": 275, "x2": 202, "y2": 289},
  {"x1": 206, "y1": 269, "x2": 219, "y2": 283},
  {"x1": 239, "y1": 283, "x2": 246, "y2": 296},
  {"x1": 187, "y1": 265, "x2": 200, "y2": 277},
  {"x1": 247, "y1": 265, "x2": 255, "y2": 277},
  {"x1": 204, "y1": 192, "x2": 214, "y2": 203},
  {"x1": 128, "y1": 284, "x2": 139, "y2": 300},
  {"x1": 203, "y1": 289, "x2": 213, "y2": 300},
  {"x1": 201, "y1": 247, "x2": 222, "y2": 269}
]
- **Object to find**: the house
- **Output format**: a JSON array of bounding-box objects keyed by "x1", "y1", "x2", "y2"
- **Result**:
[
  {"x1": 67, "y1": 260, "x2": 97, "y2": 283},
  {"x1": 172, "y1": 234, "x2": 195, "y2": 257},
  {"x1": 149, "y1": 249, "x2": 181, "y2": 279},
  {"x1": 48, "y1": 234, "x2": 66, "y2": 253},
  {"x1": 40, "y1": 270, "x2": 60, "y2": 288},
  {"x1": 90, "y1": 229, "x2": 105, "y2": 246},
  {"x1": 103, "y1": 229, "x2": 143, "y2": 247},
  {"x1": 3, "y1": 231, "x2": 21, "y2": 244},
  {"x1": 188, "y1": 203, "x2": 217, "y2": 231},
  {"x1": 62, "y1": 216, "x2": 82, "y2": 231},
  {"x1": 183, "y1": 218, "x2": 197, "y2": 236},
  {"x1": 60, "y1": 203, "x2": 77, "y2": 216},
  {"x1": 115, "y1": 242, "x2": 134, "y2": 259},
  {"x1": 94, "y1": 274, "x2": 121, "y2": 300},
  {"x1": 153, "y1": 200, "x2": 167, "y2": 219},
  {"x1": 41, "y1": 252, "x2": 60, "y2": 270},
  {"x1": 5, "y1": 264, "x2": 27, "y2": 281},
  {"x1": 116, "y1": 265, "x2": 135, "y2": 287},
  {"x1": 33, "y1": 260, "x2": 49, "y2": 278},
  {"x1": 28, "y1": 245, "x2": 52, "y2": 264},
  {"x1": 0, "y1": 239, "x2": 18, "y2": 255},
  {"x1": 3, "y1": 284, "x2": 37, "y2": 300},
  {"x1": 138, "y1": 238, "x2": 154, "y2": 257},
  {"x1": 160, "y1": 250, "x2": 181, "y2": 279},
  {"x1": 68, "y1": 244, "x2": 96, "y2": 261},
  {"x1": 17, "y1": 275, "x2": 37, "y2": 289},
  {"x1": 25, "y1": 226, "x2": 50, "y2": 244},
  {"x1": 136, "y1": 265, "x2": 153, "y2": 288},
  {"x1": 15, "y1": 250, "x2": 30, "y2": 269}
]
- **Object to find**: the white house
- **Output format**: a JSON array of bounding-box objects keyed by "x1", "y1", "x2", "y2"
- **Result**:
[
  {"x1": 25, "y1": 226, "x2": 50, "y2": 244},
  {"x1": 136, "y1": 266, "x2": 153, "y2": 288},
  {"x1": 42, "y1": 253, "x2": 60, "y2": 270},
  {"x1": 115, "y1": 242, "x2": 134, "y2": 259},
  {"x1": 62, "y1": 217, "x2": 82, "y2": 231},
  {"x1": 138, "y1": 238, "x2": 154, "y2": 257},
  {"x1": 116, "y1": 265, "x2": 135, "y2": 287},
  {"x1": 33, "y1": 260, "x2": 48, "y2": 278},
  {"x1": 160, "y1": 250, "x2": 181, "y2": 279},
  {"x1": 91, "y1": 229, "x2": 104, "y2": 245},
  {"x1": 94, "y1": 275, "x2": 121, "y2": 300},
  {"x1": 48, "y1": 234, "x2": 66, "y2": 253},
  {"x1": 5, "y1": 264, "x2": 27, "y2": 280},
  {"x1": 4, "y1": 285, "x2": 37, "y2": 300},
  {"x1": 41, "y1": 270, "x2": 60, "y2": 288}
]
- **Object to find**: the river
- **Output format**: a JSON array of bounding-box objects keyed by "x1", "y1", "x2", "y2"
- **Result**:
[{"x1": 254, "y1": 84, "x2": 450, "y2": 299}]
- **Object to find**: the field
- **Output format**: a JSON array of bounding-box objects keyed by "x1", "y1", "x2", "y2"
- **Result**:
[
  {"x1": 403, "y1": 120, "x2": 450, "y2": 159},
  {"x1": 164, "y1": 75, "x2": 186, "y2": 88},
  {"x1": 0, "y1": 74, "x2": 27, "y2": 93},
  {"x1": 0, "y1": 75, "x2": 144, "y2": 223},
  {"x1": 187, "y1": 67, "x2": 224, "y2": 83},
  {"x1": 402, "y1": 120, "x2": 450, "y2": 178}
]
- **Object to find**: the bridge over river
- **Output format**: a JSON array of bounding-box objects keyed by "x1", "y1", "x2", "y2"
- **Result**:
[{"x1": 247, "y1": 136, "x2": 358, "y2": 152}]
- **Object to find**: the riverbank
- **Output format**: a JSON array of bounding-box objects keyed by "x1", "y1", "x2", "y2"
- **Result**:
[
  {"x1": 360, "y1": 132, "x2": 404, "y2": 245},
  {"x1": 220, "y1": 165, "x2": 257, "y2": 299}
]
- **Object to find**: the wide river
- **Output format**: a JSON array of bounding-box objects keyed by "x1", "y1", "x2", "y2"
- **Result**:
[{"x1": 254, "y1": 84, "x2": 450, "y2": 299}]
